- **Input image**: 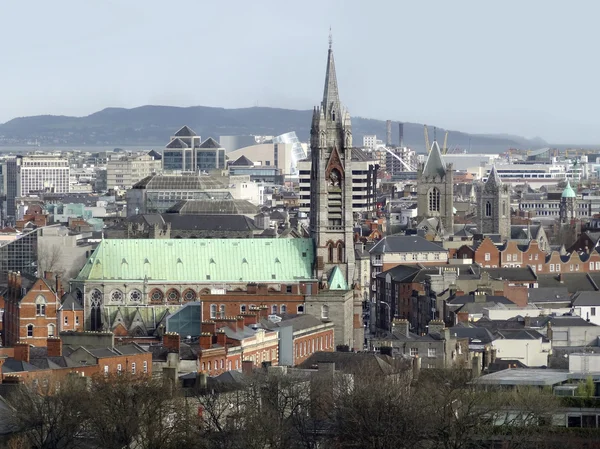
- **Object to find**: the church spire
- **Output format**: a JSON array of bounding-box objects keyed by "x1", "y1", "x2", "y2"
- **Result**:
[
  {"x1": 322, "y1": 31, "x2": 341, "y2": 120},
  {"x1": 484, "y1": 165, "x2": 502, "y2": 192}
]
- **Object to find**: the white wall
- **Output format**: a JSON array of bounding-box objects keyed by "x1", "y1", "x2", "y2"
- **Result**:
[
  {"x1": 492, "y1": 338, "x2": 550, "y2": 367},
  {"x1": 574, "y1": 306, "x2": 600, "y2": 326},
  {"x1": 484, "y1": 307, "x2": 541, "y2": 321},
  {"x1": 569, "y1": 353, "x2": 600, "y2": 373}
]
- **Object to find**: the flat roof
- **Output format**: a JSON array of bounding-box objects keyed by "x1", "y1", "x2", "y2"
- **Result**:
[{"x1": 474, "y1": 368, "x2": 569, "y2": 386}]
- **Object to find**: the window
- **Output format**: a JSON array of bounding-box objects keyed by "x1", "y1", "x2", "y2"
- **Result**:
[
  {"x1": 591, "y1": 262, "x2": 595, "y2": 271},
  {"x1": 484, "y1": 253, "x2": 491, "y2": 261},
  {"x1": 27, "y1": 324, "x2": 33, "y2": 337},
  {"x1": 434, "y1": 253, "x2": 440, "y2": 260},
  {"x1": 286, "y1": 285, "x2": 292, "y2": 293},
  {"x1": 328, "y1": 243, "x2": 334, "y2": 263},
  {"x1": 538, "y1": 265, "x2": 542, "y2": 272},
  {"x1": 410, "y1": 348, "x2": 418, "y2": 357},
  {"x1": 412, "y1": 253, "x2": 418, "y2": 261},
  {"x1": 104, "y1": 365, "x2": 109, "y2": 376},
  {"x1": 47, "y1": 324, "x2": 55, "y2": 337},
  {"x1": 240, "y1": 304, "x2": 247, "y2": 313},
  {"x1": 556, "y1": 264, "x2": 561, "y2": 272},
  {"x1": 321, "y1": 305, "x2": 329, "y2": 320},
  {"x1": 297, "y1": 305, "x2": 304, "y2": 314},
  {"x1": 64, "y1": 316, "x2": 68, "y2": 326},
  {"x1": 485, "y1": 201, "x2": 492, "y2": 217},
  {"x1": 570, "y1": 264, "x2": 574, "y2": 272},
  {"x1": 281, "y1": 304, "x2": 287, "y2": 314},
  {"x1": 219, "y1": 304, "x2": 225, "y2": 318},
  {"x1": 271, "y1": 305, "x2": 278, "y2": 314},
  {"x1": 592, "y1": 308, "x2": 596, "y2": 316},
  {"x1": 214, "y1": 361, "x2": 218, "y2": 371},
  {"x1": 549, "y1": 264, "x2": 554, "y2": 272},
  {"x1": 35, "y1": 296, "x2": 47, "y2": 316},
  {"x1": 506, "y1": 254, "x2": 512, "y2": 262},
  {"x1": 143, "y1": 361, "x2": 148, "y2": 374},
  {"x1": 131, "y1": 363, "x2": 136, "y2": 375},
  {"x1": 428, "y1": 188, "x2": 440, "y2": 212},
  {"x1": 596, "y1": 262, "x2": 600, "y2": 270},
  {"x1": 337, "y1": 243, "x2": 344, "y2": 263},
  {"x1": 117, "y1": 364, "x2": 122, "y2": 374},
  {"x1": 75, "y1": 316, "x2": 80, "y2": 326},
  {"x1": 220, "y1": 359, "x2": 224, "y2": 369},
  {"x1": 228, "y1": 360, "x2": 232, "y2": 370},
  {"x1": 428, "y1": 348, "x2": 437, "y2": 358},
  {"x1": 210, "y1": 304, "x2": 217, "y2": 319}
]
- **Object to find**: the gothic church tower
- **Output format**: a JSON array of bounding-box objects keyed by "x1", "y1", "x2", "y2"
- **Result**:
[
  {"x1": 478, "y1": 166, "x2": 510, "y2": 239},
  {"x1": 309, "y1": 37, "x2": 355, "y2": 286},
  {"x1": 416, "y1": 141, "x2": 454, "y2": 232},
  {"x1": 560, "y1": 180, "x2": 577, "y2": 223}
]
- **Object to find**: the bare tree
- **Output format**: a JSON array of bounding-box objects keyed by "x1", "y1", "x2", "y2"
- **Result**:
[
  {"x1": 37, "y1": 243, "x2": 65, "y2": 278},
  {"x1": 4, "y1": 375, "x2": 90, "y2": 449}
]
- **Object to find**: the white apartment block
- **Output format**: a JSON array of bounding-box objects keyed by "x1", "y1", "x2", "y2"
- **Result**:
[
  {"x1": 363, "y1": 135, "x2": 377, "y2": 149},
  {"x1": 106, "y1": 153, "x2": 162, "y2": 190},
  {"x1": 17, "y1": 155, "x2": 70, "y2": 196}
]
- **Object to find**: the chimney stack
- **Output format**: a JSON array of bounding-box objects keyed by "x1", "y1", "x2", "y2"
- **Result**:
[
  {"x1": 242, "y1": 360, "x2": 254, "y2": 376},
  {"x1": 14, "y1": 342, "x2": 30, "y2": 363},
  {"x1": 163, "y1": 333, "x2": 180, "y2": 353},
  {"x1": 216, "y1": 330, "x2": 227, "y2": 347},
  {"x1": 392, "y1": 319, "x2": 410, "y2": 337},
  {"x1": 398, "y1": 122, "x2": 404, "y2": 148},
  {"x1": 55, "y1": 274, "x2": 63, "y2": 297},
  {"x1": 47, "y1": 337, "x2": 62, "y2": 357},
  {"x1": 199, "y1": 333, "x2": 212, "y2": 350},
  {"x1": 202, "y1": 321, "x2": 216, "y2": 335}
]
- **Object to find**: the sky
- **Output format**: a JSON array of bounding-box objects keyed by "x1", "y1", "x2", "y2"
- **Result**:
[{"x1": 0, "y1": 0, "x2": 598, "y2": 144}]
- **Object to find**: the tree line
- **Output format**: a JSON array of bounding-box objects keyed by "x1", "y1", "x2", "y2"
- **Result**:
[{"x1": 0, "y1": 367, "x2": 597, "y2": 449}]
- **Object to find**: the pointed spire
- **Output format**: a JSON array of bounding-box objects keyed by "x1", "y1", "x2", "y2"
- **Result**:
[
  {"x1": 322, "y1": 31, "x2": 341, "y2": 120},
  {"x1": 562, "y1": 180, "x2": 576, "y2": 198},
  {"x1": 484, "y1": 165, "x2": 502, "y2": 192},
  {"x1": 422, "y1": 141, "x2": 446, "y2": 178}
]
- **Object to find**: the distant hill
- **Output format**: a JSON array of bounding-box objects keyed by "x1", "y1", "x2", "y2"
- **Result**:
[{"x1": 0, "y1": 105, "x2": 546, "y2": 153}]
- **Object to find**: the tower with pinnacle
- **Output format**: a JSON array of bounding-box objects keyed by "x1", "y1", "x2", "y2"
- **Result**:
[
  {"x1": 478, "y1": 166, "x2": 511, "y2": 239},
  {"x1": 309, "y1": 34, "x2": 355, "y2": 286},
  {"x1": 416, "y1": 141, "x2": 454, "y2": 232},
  {"x1": 560, "y1": 180, "x2": 577, "y2": 223}
]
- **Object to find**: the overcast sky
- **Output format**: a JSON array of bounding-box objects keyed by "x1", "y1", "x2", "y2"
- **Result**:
[{"x1": 0, "y1": 0, "x2": 597, "y2": 144}]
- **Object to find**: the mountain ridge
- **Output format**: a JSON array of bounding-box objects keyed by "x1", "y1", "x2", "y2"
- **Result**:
[{"x1": 0, "y1": 105, "x2": 546, "y2": 153}]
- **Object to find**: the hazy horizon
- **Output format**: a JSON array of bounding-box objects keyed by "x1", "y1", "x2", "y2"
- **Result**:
[{"x1": 1, "y1": 0, "x2": 599, "y2": 144}]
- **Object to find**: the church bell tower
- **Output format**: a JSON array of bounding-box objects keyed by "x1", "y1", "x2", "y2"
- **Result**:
[{"x1": 309, "y1": 35, "x2": 356, "y2": 287}]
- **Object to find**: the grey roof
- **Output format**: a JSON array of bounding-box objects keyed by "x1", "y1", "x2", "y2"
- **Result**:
[
  {"x1": 479, "y1": 267, "x2": 536, "y2": 282},
  {"x1": 2, "y1": 359, "x2": 40, "y2": 373},
  {"x1": 528, "y1": 287, "x2": 570, "y2": 304},
  {"x1": 494, "y1": 329, "x2": 545, "y2": 340},
  {"x1": 422, "y1": 141, "x2": 446, "y2": 178},
  {"x1": 230, "y1": 155, "x2": 254, "y2": 166},
  {"x1": 260, "y1": 314, "x2": 329, "y2": 332},
  {"x1": 572, "y1": 291, "x2": 600, "y2": 306},
  {"x1": 166, "y1": 199, "x2": 259, "y2": 215},
  {"x1": 174, "y1": 125, "x2": 197, "y2": 137},
  {"x1": 165, "y1": 138, "x2": 189, "y2": 149},
  {"x1": 298, "y1": 352, "x2": 406, "y2": 376},
  {"x1": 369, "y1": 235, "x2": 444, "y2": 255},
  {"x1": 350, "y1": 148, "x2": 374, "y2": 162},
  {"x1": 199, "y1": 137, "x2": 222, "y2": 149},
  {"x1": 510, "y1": 224, "x2": 542, "y2": 240},
  {"x1": 147, "y1": 149, "x2": 162, "y2": 160},
  {"x1": 448, "y1": 294, "x2": 514, "y2": 305},
  {"x1": 536, "y1": 273, "x2": 598, "y2": 293},
  {"x1": 449, "y1": 326, "x2": 496, "y2": 344},
  {"x1": 166, "y1": 214, "x2": 258, "y2": 232},
  {"x1": 60, "y1": 291, "x2": 84, "y2": 311},
  {"x1": 474, "y1": 369, "x2": 569, "y2": 386},
  {"x1": 132, "y1": 174, "x2": 227, "y2": 190},
  {"x1": 550, "y1": 316, "x2": 597, "y2": 327}
]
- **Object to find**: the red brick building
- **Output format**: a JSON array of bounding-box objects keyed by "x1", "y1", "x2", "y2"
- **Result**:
[{"x1": 3, "y1": 271, "x2": 63, "y2": 347}]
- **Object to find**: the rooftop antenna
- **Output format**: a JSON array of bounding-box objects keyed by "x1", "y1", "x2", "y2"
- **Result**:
[{"x1": 329, "y1": 27, "x2": 332, "y2": 50}]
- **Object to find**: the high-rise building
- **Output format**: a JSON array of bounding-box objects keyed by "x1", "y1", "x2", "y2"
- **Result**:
[
  {"x1": 416, "y1": 142, "x2": 454, "y2": 232},
  {"x1": 478, "y1": 166, "x2": 510, "y2": 239},
  {"x1": 17, "y1": 155, "x2": 70, "y2": 196}
]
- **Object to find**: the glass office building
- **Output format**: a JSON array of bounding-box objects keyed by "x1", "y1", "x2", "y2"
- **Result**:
[{"x1": 166, "y1": 302, "x2": 202, "y2": 338}]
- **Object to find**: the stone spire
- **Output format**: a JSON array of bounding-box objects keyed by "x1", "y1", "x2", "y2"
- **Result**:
[
  {"x1": 422, "y1": 141, "x2": 446, "y2": 178},
  {"x1": 321, "y1": 35, "x2": 341, "y2": 121},
  {"x1": 562, "y1": 180, "x2": 576, "y2": 198},
  {"x1": 484, "y1": 165, "x2": 502, "y2": 193}
]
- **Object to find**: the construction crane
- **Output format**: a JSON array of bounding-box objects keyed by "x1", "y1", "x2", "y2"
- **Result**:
[
  {"x1": 424, "y1": 125, "x2": 430, "y2": 154},
  {"x1": 384, "y1": 147, "x2": 417, "y2": 172},
  {"x1": 442, "y1": 131, "x2": 449, "y2": 155}
]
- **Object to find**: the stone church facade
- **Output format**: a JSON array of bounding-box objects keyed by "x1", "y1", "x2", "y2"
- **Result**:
[{"x1": 477, "y1": 166, "x2": 511, "y2": 240}]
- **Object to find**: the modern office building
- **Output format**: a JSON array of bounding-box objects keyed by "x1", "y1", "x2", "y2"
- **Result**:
[
  {"x1": 106, "y1": 152, "x2": 162, "y2": 190},
  {"x1": 163, "y1": 126, "x2": 226, "y2": 173},
  {"x1": 219, "y1": 135, "x2": 258, "y2": 152},
  {"x1": 298, "y1": 150, "x2": 379, "y2": 214},
  {"x1": 17, "y1": 155, "x2": 70, "y2": 196}
]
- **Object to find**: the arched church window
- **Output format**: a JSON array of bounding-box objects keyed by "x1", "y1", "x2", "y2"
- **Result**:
[
  {"x1": 328, "y1": 243, "x2": 334, "y2": 263},
  {"x1": 337, "y1": 243, "x2": 344, "y2": 263},
  {"x1": 35, "y1": 296, "x2": 46, "y2": 316},
  {"x1": 428, "y1": 188, "x2": 440, "y2": 212},
  {"x1": 332, "y1": 109, "x2": 335, "y2": 121},
  {"x1": 321, "y1": 305, "x2": 329, "y2": 320},
  {"x1": 485, "y1": 201, "x2": 492, "y2": 217},
  {"x1": 503, "y1": 202, "x2": 507, "y2": 217},
  {"x1": 90, "y1": 289, "x2": 103, "y2": 332}
]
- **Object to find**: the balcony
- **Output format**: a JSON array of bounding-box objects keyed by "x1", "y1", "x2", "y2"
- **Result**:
[{"x1": 372, "y1": 258, "x2": 383, "y2": 267}]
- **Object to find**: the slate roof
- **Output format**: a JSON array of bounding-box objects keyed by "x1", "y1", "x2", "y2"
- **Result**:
[
  {"x1": 369, "y1": 235, "x2": 444, "y2": 254},
  {"x1": 449, "y1": 326, "x2": 495, "y2": 344},
  {"x1": 550, "y1": 316, "x2": 597, "y2": 327},
  {"x1": 199, "y1": 137, "x2": 222, "y2": 149},
  {"x1": 536, "y1": 274, "x2": 598, "y2": 293},
  {"x1": 572, "y1": 291, "x2": 600, "y2": 306},
  {"x1": 527, "y1": 287, "x2": 570, "y2": 304},
  {"x1": 298, "y1": 352, "x2": 407, "y2": 376},
  {"x1": 494, "y1": 329, "x2": 546, "y2": 340},
  {"x1": 230, "y1": 155, "x2": 254, "y2": 166},
  {"x1": 448, "y1": 294, "x2": 514, "y2": 305},
  {"x1": 173, "y1": 125, "x2": 197, "y2": 137},
  {"x1": 479, "y1": 267, "x2": 536, "y2": 282},
  {"x1": 422, "y1": 141, "x2": 446, "y2": 178},
  {"x1": 260, "y1": 314, "x2": 328, "y2": 332},
  {"x1": 60, "y1": 291, "x2": 84, "y2": 311},
  {"x1": 165, "y1": 138, "x2": 189, "y2": 149},
  {"x1": 76, "y1": 238, "x2": 315, "y2": 282}
]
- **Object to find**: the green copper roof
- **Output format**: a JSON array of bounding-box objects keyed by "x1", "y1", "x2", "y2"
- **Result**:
[
  {"x1": 76, "y1": 238, "x2": 315, "y2": 283},
  {"x1": 562, "y1": 181, "x2": 576, "y2": 198},
  {"x1": 328, "y1": 266, "x2": 349, "y2": 290}
]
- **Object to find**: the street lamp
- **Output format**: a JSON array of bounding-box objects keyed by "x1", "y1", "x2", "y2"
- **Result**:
[{"x1": 380, "y1": 301, "x2": 392, "y2": 331}]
